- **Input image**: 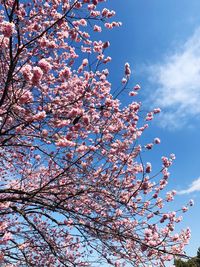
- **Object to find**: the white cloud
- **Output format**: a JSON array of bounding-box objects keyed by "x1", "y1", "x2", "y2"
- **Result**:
[
  {"x1": 177, "y1": 177, "x2": 200, "y2": 194},
  {"x1": 148, "y1": 28, "x2": 200, "y2": 128}
]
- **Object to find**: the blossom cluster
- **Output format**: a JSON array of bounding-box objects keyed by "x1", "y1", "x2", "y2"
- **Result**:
[{"x1": 0, "y1": 1, "x2": 192, "y2": 266}]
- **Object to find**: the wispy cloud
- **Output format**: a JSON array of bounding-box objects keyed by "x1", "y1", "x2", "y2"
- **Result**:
[
  {"x1": 177, "y1": 177, "x2": 200, "y2": 194},
  {"x1": 148, "y1": 27, "x2": 200, "y2": 128}
]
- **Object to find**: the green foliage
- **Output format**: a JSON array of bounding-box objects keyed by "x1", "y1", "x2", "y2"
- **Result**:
[
  {"x1": 174, "y1": 258, "x2": 197, "y2": 267},
  {"x1": 174, "y1": 248, "x2": 200, "y2": 267},
  {"x1": 196, "y1": 248, "x2": 200, "y2": 265}
]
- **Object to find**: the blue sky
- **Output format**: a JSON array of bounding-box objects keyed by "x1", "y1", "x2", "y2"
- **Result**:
[{"x1": 102, "y1": 0, "x2": 200, "y2": 258}]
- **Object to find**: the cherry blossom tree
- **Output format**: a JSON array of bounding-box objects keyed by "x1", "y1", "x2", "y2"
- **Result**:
[{"x1": 0, "y1": 0, "x2": 192, "y2": 266}]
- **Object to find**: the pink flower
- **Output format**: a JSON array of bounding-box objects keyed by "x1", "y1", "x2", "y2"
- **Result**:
[
  {"x1": 144, "y1": 228, "x2": 152, "y2": 237},
  {"x1": 104, "y1": 23, "x2": 113, "y2": 29},
  {"x1": 56, "y1": 138, "x2": 76, "y2": 147},
  {"x1": 59, "y1": 67, "x2": 71, "y2": 79},
  {"x1": 102, "y1": 8, "x2": 115, "y2": 18},
  {"x1": 90, "y1": 10, "x2": 100, "y2": 17},
  {"x1": 182, "y1": 206, "x2": 188, "y2": 213},
  {"x1": 145, "y1": 143, "x2": 153, "y2": 150},
  {"x1": 33, "y1": 111, "x2": 46, "y2": 121},
  {"x1": 129, "y1": 91, "x2": 138, "y2": 96},
  {"x1": 103, "y1": 56, "x2": 112, "y2": 63},
  {"x1": 1, "y1": 22, "x2": 15, "y2": 37},
  {"x1": 79, "y1": 19, "x2": 87, "y2": 26},
  {"x1": 21, "y1": 64, "x2": 33, "y2": 81},
  {"x1": 145, "y1": 112, "x2": 154, "y2": 121},
  {"x1": 76, "y1": 145, "x2": 88, "y2": 152},
  {"x1": 102, "y1": 8, "x2": 109, "y2": 17},
  {"x1": 166, "y1": 191, "x2": 175, "y2": 202},
  {"x1": 153, "y1": 108, "x2": 161, "y2": 114},
  {"x1": 121, "y1": 77, "x2": 127, "y2": 84},
  {"x1": 125, "y1": 62, "x2": 131, "y2": 77},
  {"x1": 145, "y1": 162, "x2": 152, "y2": 173},
  {"x1": 160, "y1": 214, "x2": 168, "y2": 223},
  {"x1": 82, "y1": 58, "x2": 88, "y2": 66},
  {"x1": 134, "y1": 84, "x2": 141, "y2": 91},
  {"x1": 32, "y1": 67, "x2": 43, "y2": 85},
  {"x1": 0, "y1": 35, "x2": 9, "y2": 48},
  {"x1": 154, "y1": 138, "x2": 161, "y2": 144},
  {"x1": 35, "y1": 155, "x2": 41, "y2": 161},
  {"x1": 93, "y1": 25, "x2": 102, "y2": 32},
  {"x1": 41, "y1": 129, "x2": 48, "y2": 137},
  {"x1": 38, "y1": 59, "x2": 52, "y2": 73},
  {"x1": 19, "y1": 91, "x2": 33, "y2": 104},
  {"x1": 162, "y1": 156, "x2": 172, "y2": 168}
]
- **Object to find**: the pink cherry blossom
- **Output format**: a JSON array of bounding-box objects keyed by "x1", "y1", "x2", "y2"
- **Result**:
[
  {"x1": 0, "y1": 1, "x2": 191, "y2": 266},
  {"x1": 93, "y1": 25, "x2": 102, "y2": 32},
  {"x1": 0, "y1": 21, "x2": 15, "y2": 37},
  {"x1": 32, "y1": 66, "x2": 43, "y2": 85},
  {"x1": 38, "y1": 59, "x2": 52, "y2": 73},
  {"x1": 125, "y1": 62, "x2": 131, "y2": 77},
  {"x1": 21, "y1": 64, "x2": 33, "y2": 81},
  {"x1": 145, "y1": 162, "x2": 152, "y2": 173},
  {"x1": 154, "y1": 137, "x2": 161, "y2": 144},
  {"x1": 134, "y1": 84, "x2": 141, "y2": 91}
]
